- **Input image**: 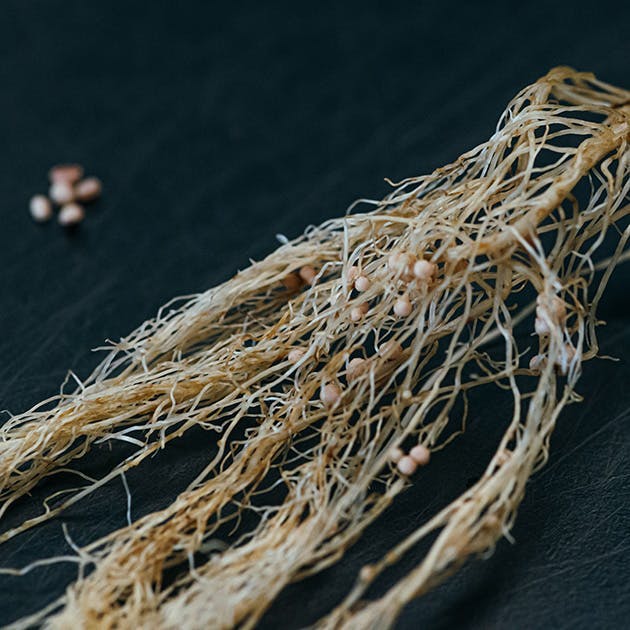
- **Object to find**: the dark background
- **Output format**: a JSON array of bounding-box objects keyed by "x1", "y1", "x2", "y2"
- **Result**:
[{"x1": 1, "y1": 1, "x2": 629, "y2": 628}]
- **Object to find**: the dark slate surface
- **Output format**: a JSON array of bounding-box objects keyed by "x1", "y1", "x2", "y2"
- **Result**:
[{"x1": 0, "y1": 1, "x2": 629, "y2": 627}]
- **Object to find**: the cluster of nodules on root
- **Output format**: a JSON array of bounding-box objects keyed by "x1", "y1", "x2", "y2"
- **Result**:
[
  {"x1": 529, "y1": 293, "x2": 575, "y2": 375},
  {"x1": 29, "y1": 163, "x2": 102, "y2": 227},
  {"x1": 284, "y1": 250, "x2": 437, "y2": 477},
  {"x1": 284, "y1": 250, "x2": 437, "y2": 324}
]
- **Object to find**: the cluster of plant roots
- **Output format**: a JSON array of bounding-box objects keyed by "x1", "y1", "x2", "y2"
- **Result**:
[{"x1": 1, "y1": 67, "x2": 628, "y2": 629}]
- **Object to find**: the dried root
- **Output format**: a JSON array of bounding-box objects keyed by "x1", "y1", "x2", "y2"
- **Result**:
[{"x1": 1, "y1": 67, "x2": 629, "y2": 629}]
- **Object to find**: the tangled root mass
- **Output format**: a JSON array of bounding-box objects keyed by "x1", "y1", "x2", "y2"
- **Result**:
[{"x1": 1, "y1": 67, "x2": 629, "y2": 629}]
